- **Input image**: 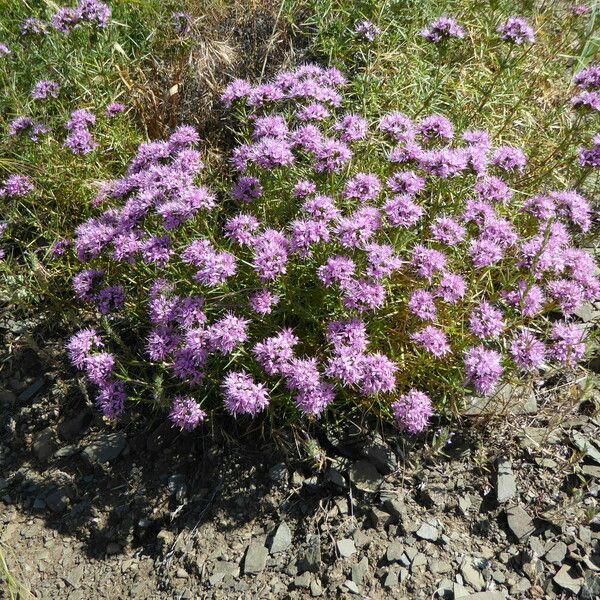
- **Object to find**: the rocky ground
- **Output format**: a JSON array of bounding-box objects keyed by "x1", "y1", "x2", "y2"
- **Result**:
[{"x1": 1, "y1": 313, "x2": 600, "y2": 600}]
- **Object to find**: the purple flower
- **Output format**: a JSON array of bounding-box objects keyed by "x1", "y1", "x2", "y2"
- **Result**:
[
  {"x1": 78, "y1": 0, "x2": 111, "y2": 28},
  {"x1": 378, "y1": 113, "x2": 415, "y2": 142},
  {"x1": 142, "y1": 235, "x2": 172, "y2": 267},
  {"x1": 221, "y1": 78, "x2": 252, "y2": 107},
  {"x1": 250, "y1": 290, "x2": 279, "y2": 315},
  {"x1": 106, "y1": 102, "x2": 126, "y2": 117},
  {"x1": 224, "y1": 214, "x2": 260, "y2": 246},
  {"x1": 326, "y1": 319, "x2": 369, "y2": 354},
  {"x1": 293, "y1": 180, "x2": 317, "y2": 198},
  {"x1": 411, "y1": 245, "x2": 447, "y2": 280},
  {"x1": 572, "y1": 5, "x2": 591, "y2": 16},
  {"x1": 334, "y1": 114, "x2": 368, "y2": 143},
  {"x1": 253, "y1": 229, "x2": 289, "y2": 281},
  {"x1": 550, "y1": 190, "x2": 592, "y2": 232},
  {"x1": 579, "y1": 134, "x2": 600, "y2": 167},
  {"x1": 72, "y1": 269, "x2": 104, "y2": 300},
  {"x1": 469, "y1": 238, "x2": 504, "y2": 269},
  {"x1": 510, "y1": 330, "x2": 546, "y2": 371},
  {"x1": 342, "y1": 278, "x2": 386, "y2": 312},
  {"x1": 253, "y1": 329, "x2": 298, "y2": 376},
  {"x1": 285, "y1": 357, "x2": 322, "y2": 391},
  {"x1": 290, "y1": 218, "x2": 330, "y2": 256},
  {"x1": 384, "y1": 195, "x2": 424, "y2": 228},
  {"x1": 147, "y1": 326, "x2": 180, "y2": 361},
  {"x1": 302, "y1": 195, "x2": 340, "y2": 222},
  {"x1": 387, "y1": 171, "x2": 426, "y2": 196},
  {"x1": 326, "y1": 348, "x2": 365, "y2": 386},
  {"x1": 32, "y1": 80, "x2": 60, "y2": 100},
  {"x1": 419, "y1": 148, "x2": 469, "y2": 178},
  {"x1": 206, "y1": 313, "x2": 249, "y2": 354},
  {"x1": 421, "y1": 16, "x2": 466, "y2": 43},
  {"x1": 475, "y1": 176, "x2": 513, "y2": 204},
  {"x1": 430, "y1": 216, "x2": 466, "y2": 245},
  {"x1": 67, "y1": 328, "x2": 104, "y2": 368},
  {"x1": 65, "y1": 127, "x2": 98, "y2": 154},
  {"x1": 194, "y1": 250, "x2": 237, "y2": 286},
  {"x1": 503, "y1": 281, "x2": 546, "y2": 317},
  {"x1": 2, "y1": 174, "x2": 34, "y2": 197},
  {"x1": 251, "y1": 137, "x2": 295, "y2": 169},
  {"x1": 359, "y1": 353, "x2": 397, "y2": 395},
  {"x1": 295, "y1": 382, "x2": 335, "y2": 416},
  {"x1": 84, "y1": 352, "x2": 115, "y2": 385},
  {"x1": 411, "y1": 326, "x2": 451, "y2": 357},
  {"x1": 0, "y1": 43, "x2": 11, "y2": 57},
  {"x1": 96, "y1": 285, "x2": 125, "y2": 314},
  {"x1": 418, "y1": 114, "x2": 454, "y2": 142},
  {"x1": 392, "y1": 390, "x2": 433, "y2": 434},
  {"x1": 464, "y1": 345, "x2": 503, "y2": 395},
  {"x1": 169, "y1": 396, "x2": 207, "y2": 431},
  {"x1": 469, "y1": 301, "x2": 505, "y2": 339},
  {"x1": 408, "y1": 289, "x2": 437, "y2": 321},
  {"x1": 96, "y1": 380, "x2": 125, "y2": 420},
  {"x1": 492, "y1": 146, "x2": 527, "y2": 173},
  {"x1": 355, "y1": 20, "x2": 381, "y2": 42},
  {"x1": 335, "y1": 206, "x2": 381, "y2": 248},
  {"x1": 52, "y1": 8, "x2": 80, "y2": 33},
  {"x1": 571, "y1": 91, "x2": 600, "y2": 112},
  {"x1": 172, "y1": 347, "x2": 207, "y2": 385},
  {"x1": 436, "y1": 272, "x2": 467, "y2": 304},
  {"x1": 252, "y1": 115, "x2": 288, "y2": 140},
  {"x1": 317, "y1": 256, "x2": 356, "y2": 287},
  {"x1": 498, "y1": 17, "x2": 535, "y2": 45},
  {"x1": 21, "y1": 18, "x2": 48, "y2": 35},
  {"x1": 344, "y1": 172, "x2": 381, "y2": 202},
  {"x1": 297, "y1": 103, "x2": 331, "y2": 121},
  {"x1": 365, "y1": 243, "x2": 402, "y2": 279},
  {"x1": 314, "y1": 138, "x2": 353, "y2": 172},
  {"x1": 550, "y1": 322, "x2": 586, "y2": 366},
  {"x1": 574, "y1": 65, "x2": 600, "y2": 90}
]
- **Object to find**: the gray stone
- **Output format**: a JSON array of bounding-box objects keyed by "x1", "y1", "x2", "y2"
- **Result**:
[
  {"x1": 383, "y1": 568, "x2": 398, "y2": 588},
  {"x1": 416, "y1": 522, "x2": 439, "y2": 542},
  {"x1": 82, "y1": 432, "x2": 126, "y2": 464},
  {"x1": 544, "y1": 541, "x2": 567, "y2": 565},
  {"x1": 270, "y1": 522, "x2": 292, "y2": 554},
  {"x1": 467, "y1": 594, "x2": 506, "y2": 600},
  {"x1": 45, "y1": 488, "x2": 68, "y2": 513},
  {"x1": 510, "y1": 576, "x2": 531, "y2": 594},
  {"x1": 243, "y1": 542, "x2": 268, "y2": 575},
  {"x1": 582, "y1": 465, "x2": 600, "y2": 477},
  {"x1": 412, "y1": 552, "x2": 426, "y2": 568},
  {"x1": 363, "y1": 436, "x2": 397, "y2": 474},
  {"x1": 336, "y1": 538, "x2": 356, "y2": 558},
  {"x1": 58, "y1": 410, "x2": 91, "y2": 441},
  {"x1": 553, "y1": 564, "x2": 583, "y2": 594},
  {"x1": 310, "y1": 578, "x2": 323, "y2": 597},
  {"x1": 529, "y1": 537, "x2": 545, "y2": 558},
  {"x1": 382, "y1": 498, "x2": 406, "y2": 525},
  {"x1": 386, "y1": 542, "x2": 404, "y2": 562},
  {"x1": 324, "y1": 467, "x2": 346, "y2": 489},
  {"x1": 453, "y1": 582, "x2": 471, "y2": 599},
  {"x1": 268, "y1": 463, "x2": 288, "y2": 484},
  {"x1": 33, "y1": 428, "x2": 55, "y2": 461},
  {"x1": 581, "y1": 573, "x2": 600, "y2": 599},
  {"x1": 18, "y1": 377, "x2": 46, "y2": 402},
  {"x1": 299, "y1": 534, "x2": 321, "y2": 573},
  {"x1": 351, "y1": 557, "x2": 368, "y2": 586},
  {"x1": 349, "y1": 460, "x2": 382, "y2": 492},
  {"x1": 506, "y1": 505, "x2": 535, "y2": 541},
  {"x1": 464, "y1": 383, "x2": 537, "y2": 416},
  {"x1": 106, "y1": 542, "x2": 121, "y2": 555},
  {"x1": 429, "y1": 559, "x2": 452, "y2": 574},
  {"x1": 64, "y1": 564, "x2": 83, "y2": 588},
  {"x1": 572, "y1": 431, "x2": 600, "y2": 464},
  {"x1": 496, "y1": 459, "x2": 516, "y2": 504},
  {"x1": 343, "y1": 580, "x2": 359, "y2": 594},
  {"x1": 461, "y1": 557, "x2": 485, "y2": 591},
  {"x1": 294, "y1": 572, "x2": 311, "y2": 589},
  {"x1": 458, "y1": 494, "x2": 472, "y2": 515},
  {"x1": 368, "y1": 507, "x2": 394, "y2": 530},
  {"x1": 435, "y1": 578, "x2": 453, "y2": 598}
]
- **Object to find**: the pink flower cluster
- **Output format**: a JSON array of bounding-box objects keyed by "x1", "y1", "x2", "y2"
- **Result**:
[{"x1": 66, "y1": 65, "x2": 598, "y2": 436}]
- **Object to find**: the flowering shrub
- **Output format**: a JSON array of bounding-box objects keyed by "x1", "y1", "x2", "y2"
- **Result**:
[{"x1": 64, "y1": 61, "x2": 599, "y2": 435}]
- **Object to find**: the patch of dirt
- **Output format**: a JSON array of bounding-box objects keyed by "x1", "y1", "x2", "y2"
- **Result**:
[{"x1": 1, "y1": 315, "x2": 599, "y2": 599}]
